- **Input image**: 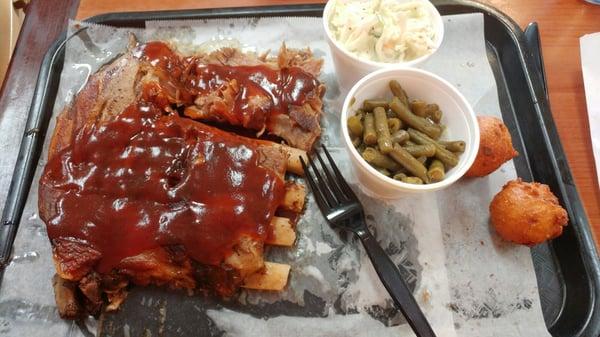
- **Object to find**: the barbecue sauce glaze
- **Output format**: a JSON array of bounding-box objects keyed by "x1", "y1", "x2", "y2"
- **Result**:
[
  {"x1": 138, "y1": 41, "x2": 320, "y2": 130},
  {"x1": 40, "y1": 40, "x2": 321, "y2": 275},
  {"x1": 41, "y1": 97, "x2": 286, "y2": 273}
]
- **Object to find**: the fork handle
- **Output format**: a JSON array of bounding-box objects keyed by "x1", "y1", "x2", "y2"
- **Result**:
[{"x1": 358, "y1": 230, "x2": 437, "y2": 337}]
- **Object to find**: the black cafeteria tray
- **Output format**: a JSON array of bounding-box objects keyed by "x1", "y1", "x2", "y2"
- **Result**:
[{"x1": 0, "y1": 1, "x2": 598, "y2": 336}]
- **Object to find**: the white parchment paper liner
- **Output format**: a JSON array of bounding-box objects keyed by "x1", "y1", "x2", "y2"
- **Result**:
[{"x1": 0, "y1": 14, "x2": 550, "y2": 337}]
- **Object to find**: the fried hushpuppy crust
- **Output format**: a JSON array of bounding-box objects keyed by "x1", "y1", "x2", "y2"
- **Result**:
[
  {"x1": 490, "y1": 179, "x2": 568, "y2": 245},
  {"x1": 466, "y1": 115, "x2": 518, "y2": 177}
]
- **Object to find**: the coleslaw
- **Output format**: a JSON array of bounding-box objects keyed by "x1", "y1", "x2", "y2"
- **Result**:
[{"x1": 328, "y1": 0, "x2": 437, "y2": 63}]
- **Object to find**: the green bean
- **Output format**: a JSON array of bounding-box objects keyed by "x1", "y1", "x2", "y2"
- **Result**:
[
  {"x1": 389, "y1": 80, "x2": 409, "y2": 106},
  {"x1": 386, "y1": 109, "x2": 396, "y2": 118},
  {"x1": 363, "y1": 99, "x2": 389, "y2": 112},
  {"x1": 357, "y1": 142, "x2": 367, "y2": 154},
  {"x1": 403, "y1": 144, "x2": 436, "y2": 158},
  {"x1": 392, "y1": 172, "x2": 408, "y2": 181},
  {"x1": 409, "y1": 100, "x2": 442, "y2": 123},
  {"x1": 438, "y1": 123, "x2": 447, "y2": 135},
  {"x1": 355, "y1": 109, "x2": 366, "y2": 120},
  {"x1": 429, "y1": 108, "x2": 443, "y2": 124},
  {"x1": 391, "y1": 129, "x2": 409, "y2": 145},
  {"x1": 439, "y1": 140, "x2": 466, "y2": 153},
  {"x1": 401, "y1": 176, "x2": 424, "y2": 184},
  {"x1": 377, "y1": 168, "x2": 391, "y2": 177},
  {"x1": 362, "y1": 147, "x2": 400, "y2": 171},
  {"x1": 373, "y1": 107, "x2": 393, "y2": 154},
  {"x1": 352, "y1": 137, "x2": 362, "y2": 148},
  {"x1": 387, "y1": 118, "x2": 402, "y2": 133},
  {"x1": 424, "y1": 104, "x2": 440, "y2": 117},
  {"x1": 363, "y1": 113, "x2": 377, "y2": 145},
  {"x1": 407, "y1": 128, "x2": 459, "y2": 167},
  {"x1": 347, "y1": 115, "x2": 364, "y2": 137},
  {"x1": 405, "y1": 140, "x2": 417, "y2": 146},
  {"x1": 427, "y1": 103, "x2": 440, "y2": 113},
  {"x1": 416, "y1": 156, "x2": 427, "y2": 164},
  {"x1": 409, "y1": 100, "x2": 428, "y2": 117},
  {"x1": 428, "y1": 159, "x2": 445, "y2": 182},
  {"x1": 390, "y1": 97, "x2": 443, "y2": 139},
  {"x1": 388, "y1": 144, "x2": 430, "y2": 183}
]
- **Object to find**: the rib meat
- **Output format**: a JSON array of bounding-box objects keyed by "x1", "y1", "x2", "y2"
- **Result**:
[
  {"x1": 40, "y1": 37, "x2": 316, "y2": 319},
  {"x1": 137, "y1": 40, "x2": 325, "y2": 151}
]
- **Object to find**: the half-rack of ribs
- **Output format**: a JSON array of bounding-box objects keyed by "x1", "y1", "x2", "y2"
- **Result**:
[
  {"x1": 39, "y1": 37, "x2": 319, "y2": 319},
  {"x1": 137, "y1": 40, "x2": 325, "y2": 151}
]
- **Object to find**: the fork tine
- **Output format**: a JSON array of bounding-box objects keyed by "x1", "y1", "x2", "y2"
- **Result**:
[
  {"x1": 308, "y1": 156, "x2": 338, "y2": 206},
  {"x1": 315, "y1": 150, "x2": 347, "y2": 202},
  {"x1": 300, "y1": 156, "x2": 330, "y2": 211},
  {"x1": 321, "y1": 146, "x2": 358, "y2": 200}
]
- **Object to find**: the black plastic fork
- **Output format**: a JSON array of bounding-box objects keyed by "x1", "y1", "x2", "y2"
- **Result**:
[{"x1": 300, "y1": 146, "x2": 437, "y2": 337}]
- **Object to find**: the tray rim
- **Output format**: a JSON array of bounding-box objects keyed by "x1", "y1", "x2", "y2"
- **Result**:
[
  {"x1": 0, "y1": 1, "x2": 597, "y2": 336},
  {"x1": 83, "y1": 4, "x2": 600, "y2": 334}
]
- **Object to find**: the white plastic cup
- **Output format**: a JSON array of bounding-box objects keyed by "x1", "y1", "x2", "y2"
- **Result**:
[
  {"x1": 341, "y1": 68, "x2": 480, "y2": 198},
  {"x1": 323, "y1": 0, "x2": 445, "y2": 91}
]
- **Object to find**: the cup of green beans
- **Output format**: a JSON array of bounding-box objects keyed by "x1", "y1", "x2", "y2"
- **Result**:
[{"x1": 341, "y1": 68, "x2": 480, "y2": 197}]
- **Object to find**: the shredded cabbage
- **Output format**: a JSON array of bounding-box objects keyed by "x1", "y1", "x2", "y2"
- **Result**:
[{"x1": 328, "y1": 0, "x2": 437, "y2": 63}]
